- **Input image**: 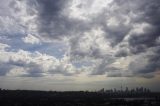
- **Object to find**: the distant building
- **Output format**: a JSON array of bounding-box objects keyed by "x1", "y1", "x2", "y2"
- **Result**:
[{"x1": 99, "y1": 88, "x2": 105, "y2": 93}]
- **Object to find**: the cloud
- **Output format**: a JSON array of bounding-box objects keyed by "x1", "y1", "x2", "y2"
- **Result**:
[
  {"x1": 89, "y1": 0, "x2": 160, "y2": 78},
  {"x1": 22, "y1": 34, "x2": 40, "y2": 44},
  {"x1": 0, "y1": 62, "x2": 12, "y2": 76},
  {"x1": 0, "y1": 0, "x2": 160, "y2": 79},
  {"x1": 0, "y1": 42, "x2": 84, "y2": 77},
  {"x1": 18, "y1": 0, "x2": 92, "y2": 41}
]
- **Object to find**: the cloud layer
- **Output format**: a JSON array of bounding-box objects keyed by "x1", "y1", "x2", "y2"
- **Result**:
[{"x1": 0, "y1": 0, "x2": 160, "y2": 80}]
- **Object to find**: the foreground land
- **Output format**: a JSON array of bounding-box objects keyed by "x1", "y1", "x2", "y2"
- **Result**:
[{"x1": 0, "y1": 89, "x2": 160, "y2": 106}]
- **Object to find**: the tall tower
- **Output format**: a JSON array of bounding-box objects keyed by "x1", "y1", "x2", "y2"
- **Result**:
[{"x1": 121, "y1": 85, "x2": 123, "y2": 92}]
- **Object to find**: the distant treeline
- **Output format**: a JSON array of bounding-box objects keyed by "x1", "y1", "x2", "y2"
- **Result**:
[{"x1": 0, "y1": 88, "x2": 160, "y2": 106}]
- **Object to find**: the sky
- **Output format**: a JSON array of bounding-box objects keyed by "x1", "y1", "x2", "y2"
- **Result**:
[{"x1": 0, "y1": 0, "x2": 160, "y2": 91}]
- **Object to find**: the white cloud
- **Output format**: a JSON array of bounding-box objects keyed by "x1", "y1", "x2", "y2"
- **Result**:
[
  {"x1": 0, "y1": 43, "x2": 10, "y2": 51},
  {"x1": 22, "y1": 34, "x2": 40, "y2": 44},
  {"x1": 70, "y1": 28, "x2": 114, "y2": 59},
  {"x1": 129, "y1": 22, "x2": 151, "y2": 35},
  {"x1": 0, "y1": 42, "x2": 80, "y2": 77},
  {"x1": 107, "y1": 17, "x2": 120, "y2": 27},
  {"x1": 0, "y1": 16, "x2": 25, "y2": 36},
  {"x1": 67, "y1": 0, "x2": 113, "y2": 20}
]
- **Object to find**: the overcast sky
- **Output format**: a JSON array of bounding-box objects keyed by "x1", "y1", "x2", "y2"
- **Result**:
[{"x1": 0, "y1": 0, "x2": 160, "y2": 91}]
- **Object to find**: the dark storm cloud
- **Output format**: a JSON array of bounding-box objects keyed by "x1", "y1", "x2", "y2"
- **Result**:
[
  {"x1": 89, "y1": 0, "x2": 160, "y2": 77},
  {"x1": 127, "y1": 0, "x2": 160, "y2": 76},
  {"x1": 24, "y1": 0, "x2": 91, "y2": 40},
  {"x1": 107, "y1": 71, "x2": 133, "y2": 78},
  {"x1": 129, "y1": 26, "x2": 160, "y2": 54},
  {"x1": 103, "y1": 23, "x2": 131, "y2": 47},
  {"x1": 93, "y1": 0, "x2": 160, "y2": 49},
  {"x1": 138, "y1": 47, "x2": 160, "y2": 74},
  {"x1": 115, "y1": 48, "x2": 129, "y2": 57},
  {"x1": 128, "y1": 0, "x2": 160, "y2": 53}
]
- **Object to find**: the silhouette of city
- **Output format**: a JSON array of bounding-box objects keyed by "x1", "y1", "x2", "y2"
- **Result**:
[{"x1": 0, "y1": 87, "x2": 160, "y2": 106}]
